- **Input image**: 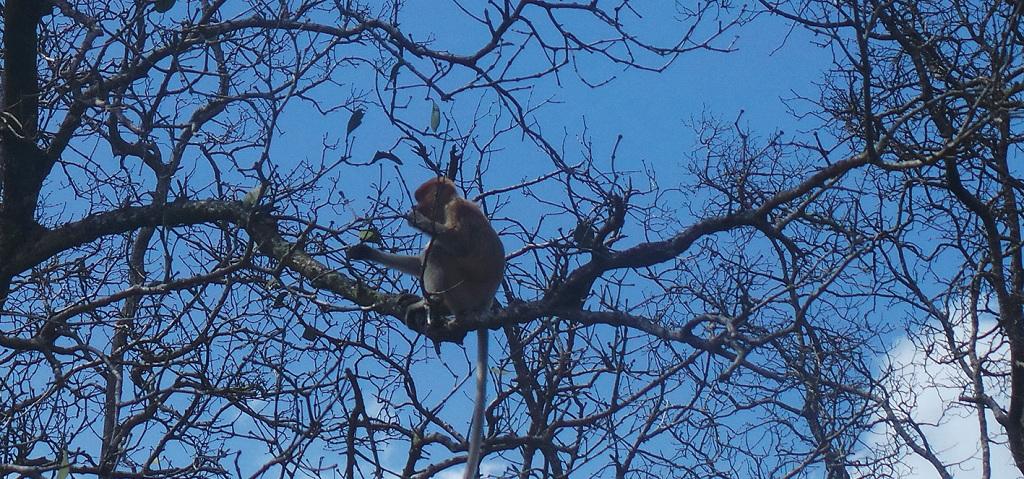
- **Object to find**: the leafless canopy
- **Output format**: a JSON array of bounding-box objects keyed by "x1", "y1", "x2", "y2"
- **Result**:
[{"x1": 3, "y1": 0, "x2": 1024, "y2": 478}]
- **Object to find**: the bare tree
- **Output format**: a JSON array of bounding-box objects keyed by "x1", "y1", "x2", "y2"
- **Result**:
[
  {"x1": 8, "y1": 0, "x2": 1024, "y2": 478},
  {"x1": 751, "y1": 0, "x2": 1024, "y2": 477}
]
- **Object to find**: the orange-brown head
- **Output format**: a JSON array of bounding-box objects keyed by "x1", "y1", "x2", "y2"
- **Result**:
[{"x1": 414, "y1": 177, "x2": 458, "y2": 221}]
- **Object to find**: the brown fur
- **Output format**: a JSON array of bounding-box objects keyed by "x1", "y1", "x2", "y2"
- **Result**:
[{"x1": 410, "y1": 177, "x2": 505, "y2": 319}]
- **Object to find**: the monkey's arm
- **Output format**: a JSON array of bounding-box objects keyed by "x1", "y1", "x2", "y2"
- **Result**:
[{"x1": 346, "y1": 243, "x2": 423, "y2": 276}]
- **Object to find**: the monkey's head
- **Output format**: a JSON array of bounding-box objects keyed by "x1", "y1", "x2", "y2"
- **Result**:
[{"x1": 413, "y1": 177, "x2": 458, "y2": 220}]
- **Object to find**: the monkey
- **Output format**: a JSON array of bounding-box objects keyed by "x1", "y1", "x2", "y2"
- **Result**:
[{"x1": 347, "y1": 177, "x2": 505, "y2": 479}]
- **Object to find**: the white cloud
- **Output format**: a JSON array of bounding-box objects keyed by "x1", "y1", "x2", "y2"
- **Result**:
[{"x1": 857, "y1": 318, "x2": 1019, "y2": 478}]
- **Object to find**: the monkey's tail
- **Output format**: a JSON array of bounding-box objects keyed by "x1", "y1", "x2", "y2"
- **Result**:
[{"x1": 464, "y1": 328, "x2": 488, "y2": 479}]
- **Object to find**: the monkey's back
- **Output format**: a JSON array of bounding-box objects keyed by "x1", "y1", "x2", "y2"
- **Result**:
[{"x1": 427, "y1": 199, "x2": 505, "y2": 317}]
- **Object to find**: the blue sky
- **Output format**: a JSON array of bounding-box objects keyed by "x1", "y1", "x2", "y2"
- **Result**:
[
  {"x1": 43, "y1": 2, "x2": 1015, "y2": 477},
  {"x1": 263, "y1": 5, "x2": 842, "y2": 478}
]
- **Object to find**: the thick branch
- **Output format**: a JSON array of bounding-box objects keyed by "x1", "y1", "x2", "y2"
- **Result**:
[
  {"x1": 1, "y1": 1, "x2": 48, "y2": 225},
  {"x1": 547, "y1": 151, "x2": 870, "y2": 308},
  {"x1": 8, "y1": 200, "x2": 240, "y2": 275}
]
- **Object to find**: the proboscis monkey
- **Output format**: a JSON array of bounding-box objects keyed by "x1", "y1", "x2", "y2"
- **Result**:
[{"x1": 348, "y1": 177, "x2": 504, "y2": 479}]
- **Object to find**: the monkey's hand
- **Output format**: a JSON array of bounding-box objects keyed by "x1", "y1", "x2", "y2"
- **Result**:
[
  {"x1": 346, "y1": 243, "x2": 376, "y2": 261},
  {"x1": 408, "y1": 209, "x2": 456, "y2": 235},
  {"x1": 402, "y1": 294, "x2": 453, "y2": 330},
  {"x1": 406, "y1": 209, "x2": 435, "y2": 233},
  {"x1": 400, "y1": 296, "x2": 429, "y2": 329}
]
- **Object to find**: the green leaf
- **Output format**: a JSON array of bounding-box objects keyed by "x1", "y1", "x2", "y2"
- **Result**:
[
  {"x1": 56, "y1": 449, "x2": 70, "y2": 479},
  {"x1": 389, "y1": 63, "x2": 401, "y2": 83},
  {"x1": 346, "y1": 109, "x2": 364, "y2": 136},
  {"x1": 573, "y1": 220, "x2": 596, "y2": 247},
  {"x1": 242, "y1": 183, "x2": 264, "y2": 207},
  {"x1": 358, "y1": 227, "x2": 383, "y2": 244},
  {"x1": 371, "y1": 151, "x2": 403, "y2": 165},
  {"x1": 430, "y1": 101, "x2": 440, "y2": 132},
  {"x1": 153, "y1": 0, "x2": 174, "y2": 13},
  {"x1": 489, "y1": 366, "x2": 511, "y2": 378},
  {"x1": 272, "y1": 291, "x2": 288, "y2": 309}
]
